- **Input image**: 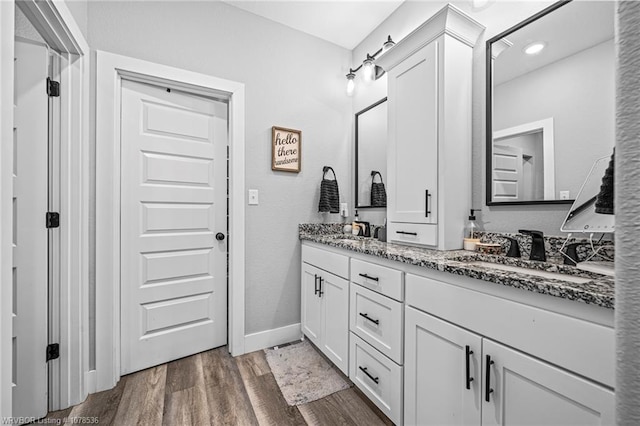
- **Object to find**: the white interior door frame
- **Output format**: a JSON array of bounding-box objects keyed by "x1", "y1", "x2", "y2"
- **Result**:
[
  {"x1": 95, "y1": 51, "x2": 246, "y2": 391},
  {"x1": 0, "y1": 0, "x2": 89, "y2": 416}
]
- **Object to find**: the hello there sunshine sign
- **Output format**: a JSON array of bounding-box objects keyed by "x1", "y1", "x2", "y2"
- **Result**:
[{"x1": 272, "y1": 126, "x2": 301, "y2": 173}]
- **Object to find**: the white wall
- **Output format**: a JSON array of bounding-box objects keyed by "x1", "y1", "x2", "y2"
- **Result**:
[
  {"x1": 615, "y1": 2, "x2": 640, "y2": 423},
  {"x1": 350, "y1": 0, "x2": 591, "y2": 235},
  {"x1": 64, "y1": 0, "x2": 87, "y2": 40},
  {"x1": 86, "y1": 1, "x2": 352, "y2": 339},
  {"x1": 494, "y1": 39, "x2": 615, "y2": 200}
]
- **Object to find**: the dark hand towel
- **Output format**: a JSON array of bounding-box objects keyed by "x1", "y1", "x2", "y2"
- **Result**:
[
  {"x1": 370, "y1": 171, "x2": 387, "y2": 207},
  {"x1": 319, "y1": 167, "x2": 340, "y2": 213}
]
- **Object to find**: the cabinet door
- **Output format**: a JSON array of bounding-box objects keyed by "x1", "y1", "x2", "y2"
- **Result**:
[
  {"x1": 301, "y1": 263, "x2": 322, "y2": 346},
  {"x1": 321, "y1": 272, "x2": 349, "y2": 374},
  {"x1": 387, "y1": 41, "x2": 438, "y2": 224},
  {"x1": 404, "y1": 307, "x2": 482, "y2": 426},
  {"x1": 482, "y1": 339, "x2": 614, "y2": 426}
]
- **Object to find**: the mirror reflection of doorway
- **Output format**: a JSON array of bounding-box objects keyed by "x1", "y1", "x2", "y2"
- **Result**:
[{"x1": 492, "y1": 118, "x2": 555, "y2": 202}]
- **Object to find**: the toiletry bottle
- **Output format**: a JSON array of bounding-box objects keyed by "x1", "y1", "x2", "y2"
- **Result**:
[
  {"x1": 352, "y1": 210, "x2": 360, "y2": 236},
  {"x1": 466, "y1": 209, "x2": 477, "y2": 239},
  {"x1": 463, "y1": 209, "x2": 481, "y2": 251}
]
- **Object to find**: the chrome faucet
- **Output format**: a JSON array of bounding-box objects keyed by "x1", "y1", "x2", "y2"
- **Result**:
[{"x1": 518, "y1": 230, "x2": 546, "y2": 262}]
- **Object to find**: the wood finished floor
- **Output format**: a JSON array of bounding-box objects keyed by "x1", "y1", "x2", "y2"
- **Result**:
[{"x1": 44, "y1": 345, "x2": 393, "y2": 426}]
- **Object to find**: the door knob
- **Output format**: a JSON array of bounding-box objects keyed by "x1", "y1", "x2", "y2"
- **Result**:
[{"x1": 216, "y1": 232, "x2": 225, "y2": 241}]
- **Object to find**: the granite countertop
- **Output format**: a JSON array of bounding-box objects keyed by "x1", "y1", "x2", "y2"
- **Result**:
[{"x1": 299, "y1": 227, "x2": 614, "y2": 310}]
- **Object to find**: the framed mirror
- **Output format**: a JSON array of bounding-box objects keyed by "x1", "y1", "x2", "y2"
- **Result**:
[
  {"x1": 355, "y1": 98, "x2": 388, "y2": 209},
  {"x1": 486, "y1": 0, "x2": 615, "y2": 205}
]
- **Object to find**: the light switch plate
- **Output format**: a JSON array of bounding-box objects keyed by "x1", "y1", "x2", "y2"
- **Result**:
[
  {"x1": 560, "y1": 190, "x2": 570, "y2": 200},
  {"x1": 248, "y1": 189, "x2": 259, "y2": 205}
]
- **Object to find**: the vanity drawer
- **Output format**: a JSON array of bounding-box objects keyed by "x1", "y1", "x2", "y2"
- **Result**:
[
  {"x1": 350, "y1": 258, "x2": 404, "y2": 301},
  {"x1": 350, "y1": 333, "x2": 403, "y2": 425},
  {"x1": 301, "y1": 244, "x2": 349, "y2": 279},
  {"x1": 388, "y1": 222, "x2": 437, "y2": 247},
  {"x1": 350, "y1": 284, "x2": 403, "y2": 364}
]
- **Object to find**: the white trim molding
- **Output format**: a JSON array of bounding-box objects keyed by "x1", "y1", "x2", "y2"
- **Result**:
[
  {"x1": 494, "y1": 117, "x2": 556, "y2": 200},
  {"x1": 244, "y1": 323, "x2": 303, "y2": 354},
  {"x1": 95, "y1": 51, "x2": 246, "y2": 391},
  {"x1": 0, "y1": 1, "x2": 16, "y2": 417},
  {"x1": 1, "y1": 0, "x2": 89, "y2": 416}
]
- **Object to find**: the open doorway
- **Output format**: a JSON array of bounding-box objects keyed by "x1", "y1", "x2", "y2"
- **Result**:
[{"x1": 1, "y1": 0, "x2": 89, "y2": 418}]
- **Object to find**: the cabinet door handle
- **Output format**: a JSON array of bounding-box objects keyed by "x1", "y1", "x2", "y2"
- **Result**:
[
  {"x1": 359, "y1": 366, "x2": 379, "y2": 384},
  {"x1": 396, "y1": 231, "x2": 418, "y2": 236},
  {"x1": 425, "y1": 189, "x2": 432, "y2": 217},
  {"x1": 358, "y1": 273, "x2": 379, "y2": 282},
  {"x1": 314, "y1": 274, "x2": 319, "y2": 295},
  {"x1": 359, "y1": 312, "x2": 380, "y2": 325},
  {"x1": 465, "y1": 345, "x2": 474, "y2": 390},
  {"x1": 485, "y1": 354, "x2": 494, "y2": 402},
  {"x1": 318, "y1": 277, "x2": 324, "y2": 297}
]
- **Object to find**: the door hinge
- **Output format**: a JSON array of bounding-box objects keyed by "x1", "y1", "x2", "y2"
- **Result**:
[
  {"x1": 46, "y1": 343, "x2": 60, "y2": 362},
  {"x1": 46, "y1": 212, "x2": 60, "y2": 228},
  {"x1": 47, "y1": 77, "x2": 60, "y2": 97}
]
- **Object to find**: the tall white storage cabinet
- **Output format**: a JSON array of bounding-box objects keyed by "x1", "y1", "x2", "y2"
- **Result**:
[{"x1": 376, "y1": 5, "x2": 484, "y2": 250}]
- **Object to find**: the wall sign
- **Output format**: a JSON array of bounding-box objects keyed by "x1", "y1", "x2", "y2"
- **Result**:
[{"x1": 272, "y1": 126, "x2": 301, "y2": 173}]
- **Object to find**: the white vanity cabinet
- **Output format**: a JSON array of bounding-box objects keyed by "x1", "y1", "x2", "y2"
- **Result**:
[
  {"x1": 376, "y1": 5, "x2": 485, "y2": 250},
  {"x1": 404, "y1": 273, "x2": 615, "y2": 426},
  {"x1": 301, "y1": 244, "x2": 349, "y2": 374}
]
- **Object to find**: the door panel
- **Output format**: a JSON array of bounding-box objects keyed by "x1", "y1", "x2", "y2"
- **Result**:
[
  {"x1": 388, "y1": 42, "x2": 438, "y2": 224},
  {"x1": 482, "y1": 339, "x2": 614, "y2": 426},
  {"x1": 12, "y1": 39, "x2": 49, "y2": 420},
  {"x1": 301, "y1": 264, "x2": 322, "y2": 345},
  {"x1": 492, "y1": 144, "x2": 524, "y2": 202},
  {"x1": 404, "y1": 307, "x2": 482, "y2": 426},
  {"x1": 120, "y1": 80, "x2": 228, "y2": 374},
  {"x1": 321, "y1": 273, "x2": 349, "y2": 374}
]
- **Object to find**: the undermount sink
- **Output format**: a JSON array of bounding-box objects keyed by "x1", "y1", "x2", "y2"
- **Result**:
[{"x1": 466, "y1": 261, "x2": 593, "y2": 284}]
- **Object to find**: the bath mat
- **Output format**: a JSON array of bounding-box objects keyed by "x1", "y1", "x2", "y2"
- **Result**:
[{"x1": 264, "y1": 340, "x2": 351, "y2": 406}]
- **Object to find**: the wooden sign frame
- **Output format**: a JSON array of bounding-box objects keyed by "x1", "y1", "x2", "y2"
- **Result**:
[{"x1": 272, "y1": 126, "x2": 301, "y2": 173}]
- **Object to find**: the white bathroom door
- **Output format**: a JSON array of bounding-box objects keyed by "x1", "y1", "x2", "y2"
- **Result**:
[
  {"x1": 120, "y1": 80, "x2": 228, "y2": 375},
  {"x1": 12, "y1": 40, "x2": 49, "y2": 420},
  {"x1": 492, "y1": 144, "x2": 524, "y2": 202}
]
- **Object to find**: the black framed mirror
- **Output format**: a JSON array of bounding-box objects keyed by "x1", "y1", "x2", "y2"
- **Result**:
[
  {"x1": 486, "y1": 0, "x2": 615, "y2": 206},
  {"x1": 355, "y1": 97, "x2": 388, "y2": 209}
]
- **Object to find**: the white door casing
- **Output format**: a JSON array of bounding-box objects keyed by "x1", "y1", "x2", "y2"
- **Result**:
[
  {"x1": 12, "y1": 39, "x2": 49, "y2": 420},
  {"x1": 96, "y1": 51, "x2": 245, "y2": 391},
  {"x1": 120, "y1": 80, "x2": 227, "y2": 375}
]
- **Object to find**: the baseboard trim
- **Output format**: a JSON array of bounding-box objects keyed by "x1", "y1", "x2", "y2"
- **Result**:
[
  {"x1": 84, "y1": 370, "x2": 97, "y2": 395},
  {"x1": 244, "y1": 323, "x2": 303, "y2": 354}
]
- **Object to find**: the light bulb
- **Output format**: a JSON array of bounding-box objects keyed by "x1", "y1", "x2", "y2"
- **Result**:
[
  {"x1": 346, "y1": 79, "x2": 355, "y2": 96},
  {"x1": 362, "y1": 59, "x2": 375, "y2": 83},
  {"x1": 346, "y1": 72, "x2": 355, "y2": 96}
]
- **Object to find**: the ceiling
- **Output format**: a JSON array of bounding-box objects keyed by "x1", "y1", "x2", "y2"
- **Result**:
[
  {"x1": 493, "y1": 1, "x2": 615, "y2": 85},
  {"x1": 221, "y1": 1, "x2": 405, "y2": 50}
]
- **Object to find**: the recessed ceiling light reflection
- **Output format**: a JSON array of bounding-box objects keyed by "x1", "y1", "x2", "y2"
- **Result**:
[{"x1": 524, "y1": 42, "x2": 546, "y2": 55}]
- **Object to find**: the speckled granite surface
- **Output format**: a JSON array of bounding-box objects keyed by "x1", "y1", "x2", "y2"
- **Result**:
[{"x1": 299, "y1": 224, "x2": 614, "y2": 309}]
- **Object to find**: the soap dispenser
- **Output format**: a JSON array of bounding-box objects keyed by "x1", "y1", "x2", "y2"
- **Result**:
[
  {"x1": 352, "y1": 210, "x2": 360, "y2": 236},
  {"x1": 463, "y1": 209, "x2": 481, "y2": 251}
]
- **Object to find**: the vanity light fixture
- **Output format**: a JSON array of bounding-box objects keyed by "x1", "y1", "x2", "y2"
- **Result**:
[
  {"x1": 346, "y1": 35, "x2": 395, "y2": 95},
  {"x1": 524, "y1": 41, "x2": 546, "y2": 55}
]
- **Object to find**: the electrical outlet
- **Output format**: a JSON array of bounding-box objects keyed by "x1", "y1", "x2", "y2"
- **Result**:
[
  {"x1": 340, "y1": 203, "x2": 348, "y2": 217},
  {"x1": 559, "y1": 190, "x2": 570, "y2": 200},
  {"x1": 248, "y1": 189, "x2": 259, "y2": 205}
]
